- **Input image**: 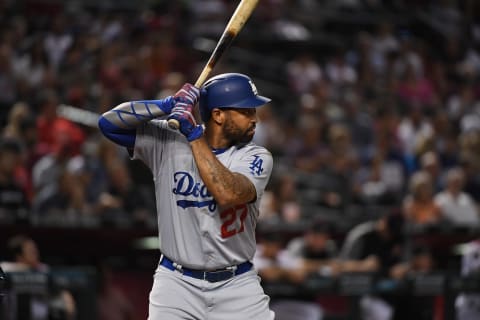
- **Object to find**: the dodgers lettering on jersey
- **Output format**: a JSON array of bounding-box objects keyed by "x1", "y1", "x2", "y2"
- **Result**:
[
  {"x1": 172, "y1": 171, "x2": 216, "y2": 212},
  {"x1": 132, "y1": 119, "x2": 273, "y2": 270}
]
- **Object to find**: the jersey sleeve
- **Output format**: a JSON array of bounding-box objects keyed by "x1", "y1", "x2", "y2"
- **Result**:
[
  {"x1": 132, "y1": 119, "x2": 174, "y2": 172},
  {"x1": 230, "y1": 145, "x2": 273, "y2": 201}
]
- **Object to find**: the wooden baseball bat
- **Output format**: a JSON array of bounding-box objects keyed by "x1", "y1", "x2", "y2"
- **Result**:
[{"x1": 168, "y1": 0, "x2": 260, "y2": 130}]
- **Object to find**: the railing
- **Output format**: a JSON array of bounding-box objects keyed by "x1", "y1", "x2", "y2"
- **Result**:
[
  {"x1": 2, "y1": 268, "x2": 478, "y2": 320},
  {"x1": 0, "y1": 224, "x2": 478, "y2": 319},
  {"x1": 264, "y1": 273, "x2": 480, "y2": 320},
  {"x1": 0, "y1": 268, "x2": 97, "y2": 320}
]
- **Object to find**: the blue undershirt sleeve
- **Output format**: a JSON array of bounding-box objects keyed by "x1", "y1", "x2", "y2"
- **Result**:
[{"x1": 98, "y1": 116, "x2": 136, "y2": 148}]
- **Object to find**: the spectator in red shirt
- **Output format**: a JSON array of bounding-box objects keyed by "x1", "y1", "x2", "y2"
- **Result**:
[{"x1": 35, "y1": 90, "x2": 85, "y2": 157}]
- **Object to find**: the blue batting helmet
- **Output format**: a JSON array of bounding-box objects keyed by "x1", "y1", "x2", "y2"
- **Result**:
[{"x1": 199, "y1": 73, "x2": 271, "y2": 122}]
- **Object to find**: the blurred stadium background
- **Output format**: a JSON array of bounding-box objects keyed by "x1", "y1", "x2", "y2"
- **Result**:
[{"x1": 1, "y1": 0, "x2": 480, "y2": 319}]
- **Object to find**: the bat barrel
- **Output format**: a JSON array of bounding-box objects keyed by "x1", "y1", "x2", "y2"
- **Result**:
[{"x1": 168, "y1": 0, "x2": 259, "y2": 131}]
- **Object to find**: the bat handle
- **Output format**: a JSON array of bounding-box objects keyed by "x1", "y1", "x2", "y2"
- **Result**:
[{"x1": 167, "y1": 118, "x2": 180, "y2": 130}]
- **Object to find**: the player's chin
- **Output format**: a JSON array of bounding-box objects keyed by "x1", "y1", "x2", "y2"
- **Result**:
[
  {"x1": 238, "y1": 133, "x2": 254, "y2": 144},
  {"x1": 244, "y1": 130, "x2": 255, "y2": 142}
]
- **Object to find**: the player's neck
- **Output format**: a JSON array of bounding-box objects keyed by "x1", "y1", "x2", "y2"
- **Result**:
[{"x1": 204, "y1": 127, "x2": 232, "y2": 150}]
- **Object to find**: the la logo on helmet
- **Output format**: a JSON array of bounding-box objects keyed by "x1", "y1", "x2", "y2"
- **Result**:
[{"x1": 249, "y1": 80, "x2": 258, "y2": 95}]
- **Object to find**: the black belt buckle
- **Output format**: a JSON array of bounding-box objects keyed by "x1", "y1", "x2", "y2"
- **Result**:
[{"x1": 204, "y1": 269, "x2": 235, "y2": 283}]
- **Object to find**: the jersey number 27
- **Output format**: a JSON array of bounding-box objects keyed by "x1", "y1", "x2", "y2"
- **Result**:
[{"x1": 220, "y1": 204, "x2": 248, "y2": 238}]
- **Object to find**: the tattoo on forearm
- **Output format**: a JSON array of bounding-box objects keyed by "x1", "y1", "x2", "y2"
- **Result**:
[
  {"x1": 191, "y1": 140, "x2": 255, "y2": 204},
  {"x1": 206, "y1": 158, "x2": 222, "y2": 185},
  {"x1": 204, "y1": 157, "x2": 253, "y2": 200}
]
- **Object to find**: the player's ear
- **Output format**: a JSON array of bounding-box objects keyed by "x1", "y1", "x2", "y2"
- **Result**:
[{"x1": 211, "y1": 108, "x2": 225, "y2": 125}]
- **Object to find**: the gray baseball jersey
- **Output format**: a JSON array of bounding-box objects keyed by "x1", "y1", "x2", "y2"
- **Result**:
[{"x1": 133, "y1": 119, "x2": 273, "y2": 270}]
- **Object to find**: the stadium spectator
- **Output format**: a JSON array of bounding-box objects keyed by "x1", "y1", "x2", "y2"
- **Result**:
[
  {"x1": 353, "y1": 152, "x2": 403, "y2": 206},
  {"x1": 0, "y1": 138, "x2": 29, "y2": 224},
  {"x1": 390, "y1": 244, "x2": 436, "y2": 280},
  {"x1": 1, "y1": 235, "x2": 48, "y2": 272},
  {"x1": 254, "y1": 232, "x2": 306, "y2": 284},
  {"x1": 455, "y1": 240, "x2": 480, "y2": 320},
  {"x1": 431, "y1": 110, "x2": 459, "y2": 169},
  {"x1": 0, "y1": 235, "x2": 76, "y2": 320},
  {"x1": 12, "y1": 37, "x2": 54, "y2": 95},
  {"x1": 2, "y1": 102, "x2": 30, "y2": 139},
  {"x1": 325, "y1": 48, "x2": 358, "y2": 86},
  {"x1": 32, "y1": 136, "x2": 74, "y2": 200},
  {"x1": 252, "y1": 103, "x2": 286, "y2": 155},
  {"x1": 446, "y1": 83, "x2": 476, "y2": 123},
  {"x1": 396, "y1": 102, "x2": 434, "y2": 173},
  {"x1": 395, "y1": 62, "x2": 437, "y2": 108},
  {"x1": 339, "y1": 212, "x2": 407, "y2": 320},
  {"x1": 309, "y1": 79, "x2": 341, "y2": 123},
  {"x1": 339, "y1": 211, "x2": 406, "y2": 275},
  {"x1": 286, "y1": 52, "x2": 322, "y2": 94},
  {"x1": 0, "y1": 43, "x2": 17, "y2": 121},
  {"x1": 286, "y1": 220, "x2": 340, "y2": 277},
  {"x1": 388, "y1": 245, "x2": 439, "y2": 320},
  {"x1": 392, "y1": 36, "x2": 424, "y2": 82},
  {"x1": 289, "y1": 118, "x2": 327, "y2": 173},
  {"x1": 458, "y1": 130, "x2": 480, "y2": 202},
  {"x1": 419, "y1": 151, "x2": 444, "y2": 192},
  {"x1": 370, "y1": 22, "x2": 399, "y2": 75},
  {"x1": 32, "y1": 166, "x2": 92, "y2": 226},
  {"x1": 97, "y1": 161, "x2": 156, "y2": 228},
  {"x1": 338, "y1": 87, "x2": 374, "y2": 161},
  {"x1": 43, "y1": 14, "x2": 73, "y2": 71},
  {"x1": 434, "y1": 167, "x2": 480, "y2": 226},
  {"x1": 311, "y1": 124, "x2": 358, "y2": 210},
  {"x1": 3, "y1": 108, "x2": 41, "y2": 202},
  {"x1": 261, "y1": 173, "x2": 303, "y2": 224},
  {"x1": 253, "y1": 232, "x2": 324, "y2": 320},
  {"x1": 35, "y1": 90, "x2": 86, "y2": 157},
  {"x1": 402, "y1": 171, "x2": 442, "y2": 226}
]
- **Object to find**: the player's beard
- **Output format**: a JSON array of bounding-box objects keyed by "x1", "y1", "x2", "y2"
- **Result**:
[{"x1": 223, "y1": 118, "x2": 255, "y2": 145}]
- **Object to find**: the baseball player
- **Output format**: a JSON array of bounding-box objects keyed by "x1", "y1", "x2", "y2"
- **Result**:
[{"x1": 98, "y1": 73, "x2": 275, "y2": 320}]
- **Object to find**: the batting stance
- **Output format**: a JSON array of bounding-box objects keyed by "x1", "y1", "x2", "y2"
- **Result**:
[{"x1": 98, "y1": 73, "x2": 275, "y2": 320}]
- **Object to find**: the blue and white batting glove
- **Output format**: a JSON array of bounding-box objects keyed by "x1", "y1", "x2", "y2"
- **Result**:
[
  {"x1": 168, "y1": 83, "x2": 203, "y2": 142},
  {"x1": 172, "y1": 83, "x2": 200, "y2": 108}
]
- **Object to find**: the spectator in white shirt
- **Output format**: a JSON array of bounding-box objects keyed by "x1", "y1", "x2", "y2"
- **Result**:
[
  {"x1": 253, "y1": 233, "x2": 305, "y2": 284},
  {"x1": 434, "y1": 167, "x2": 480, "y2": 226},
  {"x1": 253, "y1": 233, "x2": 324, "y2": 320}
]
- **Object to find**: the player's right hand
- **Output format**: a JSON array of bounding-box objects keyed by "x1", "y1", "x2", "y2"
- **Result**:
[
  {"x1": 172, "y1": 83, "x2": 200, "y2": 109},
  {"x1": 168, "y1": 83, "x2": 203, "y2": 142}
]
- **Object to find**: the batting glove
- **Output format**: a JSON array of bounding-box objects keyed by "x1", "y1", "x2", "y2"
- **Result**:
[
  {"x1": 173, "y1": 83, "x2": 200, "y2": 109},
  {"x1": 168, "y1": 84, "x2": 203, "y2": 142}
]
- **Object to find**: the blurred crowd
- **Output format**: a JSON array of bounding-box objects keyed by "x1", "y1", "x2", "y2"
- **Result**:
[
  {"x1": 1, "y1": 0, "x2": 480, "y2": 319},
  {"x1": 256, "y1": 1, "x2": 480, "y2": 231},
  {"x1": 0, "y1": 0, "x2": 478, "y2": 230},
  {"x1": 0, "y1": 0, "x2": 478, "y2": 229}
]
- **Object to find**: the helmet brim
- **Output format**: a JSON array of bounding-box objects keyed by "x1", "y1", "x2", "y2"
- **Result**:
[{"x1": 217, "y1": 95, "x2": 271, "y2": 109}]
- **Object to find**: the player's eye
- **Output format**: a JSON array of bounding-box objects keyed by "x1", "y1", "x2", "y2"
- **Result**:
[
  {"x1": 236, "y1": 108, "x2": 256, "y2": 117},
  {"x1": 222, "y1": 108, "x2": 256, "y2": 118}
]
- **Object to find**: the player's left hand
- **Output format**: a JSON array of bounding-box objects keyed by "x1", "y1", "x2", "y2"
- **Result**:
[
  {"x1": 172, "y1": 83, "x2": 200, "y2": 108},
  {"x1": 168, "y1": 84, "x2": 203, "y2": 142}
]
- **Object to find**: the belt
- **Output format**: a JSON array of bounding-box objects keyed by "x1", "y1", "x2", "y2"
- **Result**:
[{"x1": 159, "y1": 254, "x2": 252, "y2": 283}]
